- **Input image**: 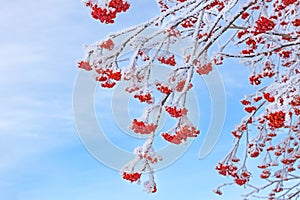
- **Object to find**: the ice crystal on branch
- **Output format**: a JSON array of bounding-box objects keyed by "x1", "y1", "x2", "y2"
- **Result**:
[{"x1": 78, "y1": 0, "x2": 300, "y2": 198}]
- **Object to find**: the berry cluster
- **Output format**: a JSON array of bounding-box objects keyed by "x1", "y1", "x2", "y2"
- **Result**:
[
  {"x1": 248, "y1": 143, "x2": 264, "y2": 158},
  {"x1": 241, "y1": 49, "x2": 254, "y2": 54},
  {"x1": 131, "y1": 119, "x2": 157, "y2": 134},
  {"x1": 260, "y1": 169, "x2": 271, "y2": 179},
  {"x1": 138, "y1": 50, "x2": 150, "y2": 61},
  {"x1": 156, "y1": 83, "x2": 172, "y2": 94},
  {"x1": 231, "y1": 123, "x2": 248, "y2": 139},
  {"x1": 241, "y1": 12, "x2": 250, "y2": 20},
  {"x1": 262, "y1": 61, "x2": 276, "y2": 78},
  {"x1": 235, "y1": 175, "x2": 249, "y2": 186},
  {"x1": 95, "y1": 68, "x2": 121, "y2": 88},
  {"x1": 253, "y1": 96, "x2": 263, "y2": 102},
  {"x1": 249, "y1": 74, "x2": 262, "y2": 85},
  {"x1": 273, "y1": 187, "x2": 284, "y2": 193},
  {"x1": 125, "y1": 86, "x2": 139, "y2": 93},
  {"x1": 78, "y1": 61, "x2": 92, "y2": 71},
  {"x1": 90, "y1": 6, "x2": 116, "y2": 24},
  {"x1": 281, "y1": 157, "x2": 297, "y2": 165},
  {"x1": 254, "y1": 16, "x2": 275, "y2": 35},
  {"x1": 157, "y1": 0, "x2": 186, "y2": 13},
  {"x1": 157, "y1": 0, "x2": 169, "y2": 12},
  {"x1": 290, "y1": 95, "x2": 300, "y2": 106},
  {"x1": 162, "y1": 125, "x2": 200, "y2": 145},
  {"x1": 241, "y1": 99, "x2": 251, "y2": 105},
  {"x1": 264, "y1": 111, "x2": 286, "y2": 129},
  {"x1": 175, "y1": 80, "x2": 193, "y2": 92},
  {"x1": 157, "y1": 54, "x2": 176, "y2": 66},
  {"x1": 237, "y1": 29, "x2": 250, "y2": 39},
  {"x1": 212, "y1": 56, "x2": 224, "y2": 65},
  {"x1": 161, "y1": 133, "x2": 181, "y2": 144},
  {"x1": 196, "y1": 62, "x2": 213, "y2": 75},
  {"x1": 248, "y1": 65, "x2": 276, "y2": 84},
  {"x1": 86, "y1": 0, "x2": 130, "y2": 24},
  {"x1": 244, "y1": 106, "x2": 257, "y2": 113},
  {"x1": 198, "y1": 32, "x2": 212, "y2": 39},
  {"x1": 109, "y1": 0, "x2": 130, "y2": 12},
  {"x1": 165, "y1": 106, "x2": 188, "y2": 118},
  {"x1": 141, "y1": 154, "x2": 160, "y2": 164},
  {"x1": 231, "y1": 130, "x2": 242, "y2": 139},
  {"x1": 282, "y1": 60, "x2": 296, "y2": 68},
  {"x1": 133, "y1": 92, "x2": 153, "y2": 104},
  {"x1": 152, "y1": 186, "x2": 157, "y2": 193},
  {"x1": 164, "y1": 28, "x2": 181, "y2": 37},
  {"x1": 215, "y1": 163, "x2": 251, "y2": 186},
  {"x1": 245, "y1": 38, "x2": 257, "y2": 50},
  {"x1": 122, "y1": 172, "x2": 141, "y2": 182},
  {"x1": 205, "y1": 0, "x2": 225, "y2": 11},
  {"x1": 293, "y1": 108, "x2": 300, "y2": 115},
  {"x1": 181, "y1": 18, "x2": 197, "y2": 28},
  {"x1": 99, "y1": 82, "x2": 116, "y2": 88},
  {"x1": 292, "y1": 19, "x2": 300, "y2": 26},
  {"x1": 100, "y1": 39, "x2": 114, "y2": 50},
  {"x1": 282, "y1": 0, "x2": 297, "y2": 6},
  {"x1": 144, "y1": 181, "x2": 157, "y2": 193},
  {"x1": 214, "y1": 189, "x2": 223, "y2": 195},
  {"x1": 278, "y1": 50, "x2": 292, "y2": 58},
  {"x1": 263, "y1": 93, "x2": 275, "y2": 102}
]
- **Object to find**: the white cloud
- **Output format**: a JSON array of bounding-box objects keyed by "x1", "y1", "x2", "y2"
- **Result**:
[
  {"x1": 0, "y1": 92, "x2": 75, "y2": 173},
  {"x1": 0, "y1": 0, "x2": 80, "y2": 169},
  {"x1": 0, "y1": 44, "x2": 44, "y2": 67}
]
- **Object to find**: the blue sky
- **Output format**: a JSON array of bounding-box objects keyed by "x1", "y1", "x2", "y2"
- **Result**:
[{"x1": 0, "y1": 1, "x2": 259, "y2": 199}]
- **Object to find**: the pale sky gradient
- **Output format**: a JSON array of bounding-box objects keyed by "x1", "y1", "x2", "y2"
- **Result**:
[{"x1": 0, "y1": 1, "x2": 258, "y2": 200}]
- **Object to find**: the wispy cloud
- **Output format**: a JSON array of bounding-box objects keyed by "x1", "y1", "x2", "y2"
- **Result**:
[{"x1": 0, "y1": 0, "x2": 83, "y2": 178}]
